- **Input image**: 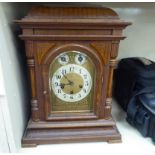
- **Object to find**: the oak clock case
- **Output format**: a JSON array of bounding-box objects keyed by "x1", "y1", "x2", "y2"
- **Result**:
[{"x1": 16, "y1": 7, "x2": 131, "y2": 146}]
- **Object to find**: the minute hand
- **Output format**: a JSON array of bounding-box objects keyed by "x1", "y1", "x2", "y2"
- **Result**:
[{"x1": 63, "y1": 75, "x2": 74, "y2": 85}]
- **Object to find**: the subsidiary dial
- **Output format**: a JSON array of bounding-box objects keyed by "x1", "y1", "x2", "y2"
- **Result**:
[
  {"x1": 75, "y1": 53, "x2": 86, "y2": 65},
  {"x1": 58, "y1": 53, "x2": 69, "y2": 65}
]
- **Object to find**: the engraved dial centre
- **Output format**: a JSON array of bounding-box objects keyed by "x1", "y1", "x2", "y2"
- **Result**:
[{"x1": 60, "y1": 73, "x2": 84, "y2": 94}]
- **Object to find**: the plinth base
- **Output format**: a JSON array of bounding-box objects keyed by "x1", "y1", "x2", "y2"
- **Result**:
[{"x1": 22, "y1": 119, "x2": 121, "y2": 147}]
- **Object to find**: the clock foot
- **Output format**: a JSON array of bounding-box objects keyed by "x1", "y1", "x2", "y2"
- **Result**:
[
  {"x1": 108, "y1": 139, "x2": 122, "y2": 143},
  {"x1": 22, "y1": 143, "x2": 37, "y2": 147}
]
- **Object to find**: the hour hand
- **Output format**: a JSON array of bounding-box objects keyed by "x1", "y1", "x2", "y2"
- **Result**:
[{"x1": 60, "y1": 83, "x2": 71, "y2": 89}]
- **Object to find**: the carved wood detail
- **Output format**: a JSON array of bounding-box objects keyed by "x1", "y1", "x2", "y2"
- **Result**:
[
  {"x1": 36, "y1": 42, "x2": 55, "y2": 64},
  {"x1": 31, "y1": 99, "x2": 39, "y2": 121},
  {"x1": 25, "y1": 41, "x2": 34, "y2": 58},
  {"x1": 90, "y1": 42, "x2": 111, "y2": 65},
  {"x1": 27, "y1": 58, "x2": 35, "y2": 67},
  {"x1": 109, "y1": 59, "x2": 117, "y2": 68},
  {"x1": 105, "y1": 97, "x2": 112, "y2": 115},
  {"x1": 27, "y1": 58, "x2": 39, "y2": 121},
  {"x1": 105, "y1": 59, "x2": 117, "y2": 118},
  {"x1": 111, "y1": 41, "x2": 120, "y2": 58}
]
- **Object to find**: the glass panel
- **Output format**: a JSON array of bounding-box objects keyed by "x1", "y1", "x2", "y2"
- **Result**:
[{"x1": 49, "y1": 51, "x2": 95, "y2": 113}]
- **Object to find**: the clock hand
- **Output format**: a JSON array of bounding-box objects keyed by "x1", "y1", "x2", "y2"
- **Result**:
[
  {"x1": 60, "y1": 82, "x2": 73, "y2": 89},
  {"x1": 70, "y1": 90, "x2": 74, "y2": 94},
  {"x1": 79, "y1": 84, "x2": 83, "y2": 88},
  {"x1": 60, "y1": 83, "x2": 71, "y2": 86},
  {"x1": 63, "y1": 74, "x2": 71, "y2": 82},
  {"x1": 63, "y1": 74, "x2": 74, "y2": 85}
]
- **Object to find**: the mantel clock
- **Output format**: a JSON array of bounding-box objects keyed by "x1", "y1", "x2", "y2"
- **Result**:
[{"x1": 16, "y1": 6, "x2": 131, "y2": 146}]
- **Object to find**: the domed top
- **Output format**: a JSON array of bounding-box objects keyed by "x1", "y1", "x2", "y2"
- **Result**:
[
  {"x1": 16, "y1": 6, "x2": 131, "y2": 28},
  {"x1": 25, "y1": 6, "x2": 119, "y2": 19}
]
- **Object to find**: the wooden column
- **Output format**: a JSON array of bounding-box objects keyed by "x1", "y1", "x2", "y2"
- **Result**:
[
  {"x1": 26, "y1": 40, "x2": 39, "y2": 121},
  {"x1": 105, "y1": 41, "x2": 119, "y2": 118},
  {"x1": 27, "y1": 59, "x2": 39, "y2": 121}
]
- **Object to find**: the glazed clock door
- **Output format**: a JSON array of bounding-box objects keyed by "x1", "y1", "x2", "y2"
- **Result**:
[{"x1": 43, "y1": 50, "x2": 98, "y2": 120}]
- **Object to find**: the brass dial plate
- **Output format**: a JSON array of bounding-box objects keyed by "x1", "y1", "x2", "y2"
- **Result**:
[
  {"x1": 60, "y1": 73, "x2": 83, "y2": 94},
  {"x1": 49, "y1": 51, "x2": 95, "y2": 113}
]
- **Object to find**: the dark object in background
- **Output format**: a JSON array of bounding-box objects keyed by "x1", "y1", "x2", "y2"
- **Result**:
[
  {"x1": 114, "y1": 57, "x2": 155, "y2": 111},
  {"x1": 114, "y1": 57, "x2": 155, "y2": 141}
]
